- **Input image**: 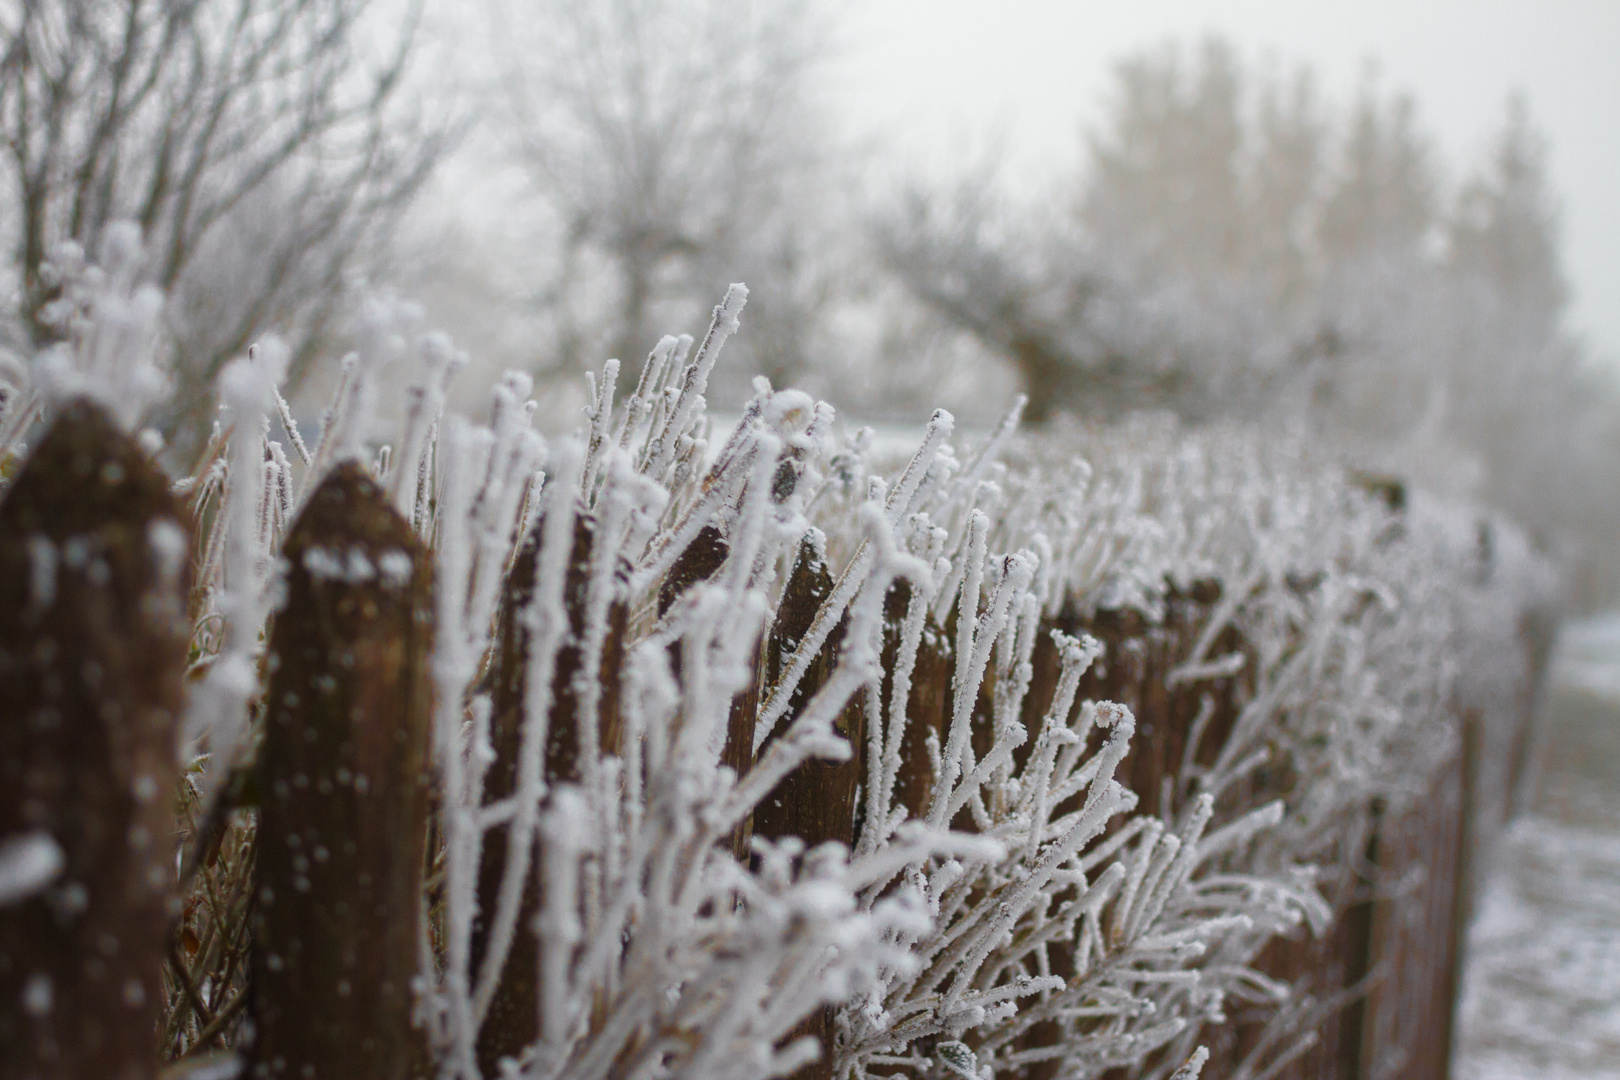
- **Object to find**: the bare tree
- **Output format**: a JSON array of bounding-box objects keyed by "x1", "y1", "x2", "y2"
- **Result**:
[
  {"x1": 0, "y1": 0, "x2": 452, "y2": 443},
  {"x1": 490, "y1": 0, "x2": 839, "y2": 386},
  {"x1": 875, "y1": 166, "x2": 1295, "y2": 423},
  {"x1": 1433, "y1": 99, "x2": 1618, "y2": 587},
  {"x1": 875, "y1": 175, "x2": 1115, "y2": 421}
]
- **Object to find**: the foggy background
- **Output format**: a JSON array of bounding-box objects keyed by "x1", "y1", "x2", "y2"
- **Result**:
[
  {"x1": 838, "y1": 1, "x2": 1620, "y2": 361},
  {"x1": 4, "y1": 0, "x2": 1618, "y2": 607},
  {"x1": 410, "y1": 0, "x2": 1620, "y2": 609}
]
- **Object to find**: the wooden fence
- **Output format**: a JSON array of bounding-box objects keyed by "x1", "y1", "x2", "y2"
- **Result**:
[
  {"x1": 1064, "y1": 584, "x2": 1500, "y2": 1080},
  {"x1": 0, "y1": 403, "x2": 1549, "y2": 1080}
]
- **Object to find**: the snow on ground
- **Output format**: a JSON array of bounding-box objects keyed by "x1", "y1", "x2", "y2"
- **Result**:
[
  {"x1": 1455, "y1": 616, "x2": 1620, "y2": 1080},
  {"x1": 1457, "y1": 815, "x2": 1620, "y2": 1078},
  {"x1": 1547, "y1": 613, "x2": 1620, "y2": 702}
]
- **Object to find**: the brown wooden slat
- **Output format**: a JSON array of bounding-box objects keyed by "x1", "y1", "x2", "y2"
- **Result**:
[
  {"x1": 882, "y1": 580, "x2": 952, "y2": 820},
  {"x1": 0, "y1": 400, "x2": 193, "y2": 1080},
  {"x1": 656, "y1": 522, "x2": 762, "y2": 853},
  {"x1": 1358, "y1": 733, "x2": 1471, "y2": 1080},
  {"x1": 659, "y1": 523, "x2": 729, "y2": 618},
  {"x1": 1060, "y1": 581, "x2": 1362, "y2": 1080},
  {"x1": 753, "y1": 539, "x2": 867, "y2": 1080},
  {"x1": 473, "y1": 509, "x2": 628, "y2": 1075},
  {"x1": 248, "y1": 461, "x2": 434, "y2": 1080},
  {"x1": 754, "y1": 539, "x2": 863, "y2": 850}
]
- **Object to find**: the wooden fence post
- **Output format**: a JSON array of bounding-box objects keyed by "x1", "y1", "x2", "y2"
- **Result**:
[
  {"x1": 882, "y1": 580, "x2": 951, "y2": 821},
  {"x1": 247, "y1": 461, "x2": 434, "y2": 1080},
  {"x1": 473, "y1": 509, "x2": 628, "y2": 1076},
  {"x1": 754, "y1": 539, "x2": 863, "y2": 850},
  {"x1": 752, "y1": 539, "x2": 865, "y2": 1080},
  {"x1": 658, "y1": 523, "x2": 757, "y2": 774},
  {"x1": 0, "y1": 400, "x2": 192, "y2": 1080},
  {"x1": 1062, "y1": 581, "x2": 1375, "y2": 1080},
  {"x1": 656, "y1": 522, "x2": 760, "y2": 855},
  {"x1": 1357, "y1": 721, "x2": 1473, "y2": 1080}
]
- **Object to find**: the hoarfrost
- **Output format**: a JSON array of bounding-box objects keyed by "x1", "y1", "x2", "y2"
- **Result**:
[
  {"x1": 21, "y1": 972, "x2": 53, "y2": 1017},
  {"x1": 0, "y1": 832, "x2": 64, "y2": 906}
]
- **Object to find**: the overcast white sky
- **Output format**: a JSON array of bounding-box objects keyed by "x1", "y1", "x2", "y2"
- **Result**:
[{"x1": 834, "y1": 0, "x2": 1620, "y2": 361}]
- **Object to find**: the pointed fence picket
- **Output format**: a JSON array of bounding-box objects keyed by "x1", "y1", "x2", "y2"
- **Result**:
[
  {"x1": 749, "y1": 540, "x2": 867, "y2": 1080},
  {"x1": 247, "y1": 462, "x2": 435, "y2": 1080},
  {"x1": 0, "y1": 401, "x2": 192, "y2": 1080}
]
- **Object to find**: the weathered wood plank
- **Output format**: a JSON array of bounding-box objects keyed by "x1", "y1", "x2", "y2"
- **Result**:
[
  {"x1": 753, "y1": 539, "x2": 865, "y2": 1080},
  {"x1": 473, "y1": 509, "x2": 628, "y2": 1075},
  {"x1": 0, "y1": 400, "x2": 192, "y2": 1080},
  {"x1": 656, "y1": 522, "x2": 760, "y2": 853},
  {"x1": 248, "y1": 461, "x2": 434, "y2": 1080},
  {"x1": 882, "y1": 580, "x2": 951, "y2": 820}
]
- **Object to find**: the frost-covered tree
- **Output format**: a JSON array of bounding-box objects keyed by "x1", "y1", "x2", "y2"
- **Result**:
[
  {"x1": 875, "y1": 167, "x2": 1296, "y2": 423},
  {"x1": 1080, "y1": 38, "x2": 1327, "y2": 314},
  {"x1": 878, "y1": 40, "x2": 1345, "y2": 425},
  {"x1": 489, "y1": 0, "x2": 846, "y2": 394},
  {"x1": 1317, "y1": 82, "x2": 1437, "y2": 265},
  {"x1": 1081, "y1": 38, "x2": 1250, "y2": 285},
  {"x1": 1447, "y1": 95, "x2": 1567, "y2": 347},
  {"x1": 879, "y1": 37, "x2": 1620, "y2": 603},
  {"x1": 1247, "y1": 68, "x2": 1328, "y2": 312},
  {"x1": 0, "y1": 0, "x2": 451, "y2": 445},
  {"x1": 1426, "y1": 98, "x2": 1620, "y2": 597}
]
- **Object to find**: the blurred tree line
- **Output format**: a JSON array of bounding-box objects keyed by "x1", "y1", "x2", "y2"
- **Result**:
[
  {"x1": 452, "y1": 11, "x2": 1613, "y2": 603},
  {"x1": 0, "y1": 3, "x2": 1614, "y2": 604},
  {"x1": 873, "y1": 39, "x2": 1620, "y2": 602}
]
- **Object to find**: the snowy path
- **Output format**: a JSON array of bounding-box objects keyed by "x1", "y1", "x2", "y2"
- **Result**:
[{"x1": 1455, "y1": 617, "x2": 1620, "y2": 1079}]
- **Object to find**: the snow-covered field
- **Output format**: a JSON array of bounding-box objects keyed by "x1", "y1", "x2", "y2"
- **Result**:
[{"x1": 1455, "y1": 616, "x2": 1620, "y2": 1079}]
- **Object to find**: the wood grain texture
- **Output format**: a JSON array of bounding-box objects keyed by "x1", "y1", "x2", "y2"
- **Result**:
[
  {"x1": 0, "y1": 400, "x2": 192, "y2": 1080},
  {"x1": 473, "y1": 509, "x2": 628, "y2": 1076},
  {"x1": 248, "y1": 462, "x2": 433, "y2": 1080},
  {"x1": 753, "y1": 540, "x2": 865, "y2": 1080}
]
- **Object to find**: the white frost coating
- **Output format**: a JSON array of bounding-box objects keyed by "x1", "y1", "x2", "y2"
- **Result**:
[
  {"x1": 147, "y1": 518, "x2": 188, "y2": 586},
  {"x1": 414, "y1": 303, "x2": 1001, "y2": 1080},
  {"x1": 341, "y1": 294, "x2": 418, "y2": 468},
  {"x1": 377, "y1": 549, "x2": 414, "y2": 587},
  {"x1": 163, "y1": 1054, "x2": 243, "y2": 1080},
  {"x1": 797, "y1": 428, "x2": 1251, "y2": 1076},
  {"x1": 468, "y1": 436, "x2": 581, "y2": 1030},
  {"x1": 299, "y1": 545, "x2": 398, "y2": 585},
  {"x1": 183, "y1": 338, "x2": 288, "y2": 804},
  {"x1": 753, "y1": 409, "x2": 957, "y2": 752},
  {"x1": 640, "y1": 283, "x2": 747, "y2": 487},
  {"x1": 0, "y1": 832, "x2": 64, "y2": 906},
  {"x1": 301, "y1": 546, "x2": 345, "y2": 581},
  {"x1": 390, "y1": 331, "x2": 464, "y2": 516},
  {"x1": 423, "y1": 379, "x2": 548, "y2": 1073},
  {"x1": 21, "y1": 973, "x2": 52, "y2": 1017},
  {"x1": 1169, "y1": 1047, "x2": 1211, "y2": 1080},
  {"x1": 344, "y1": 547, "x2": 375, "y2": 583},
  {"x1": 18, "y1": 223, "x2": 170, "y2": 435}
]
